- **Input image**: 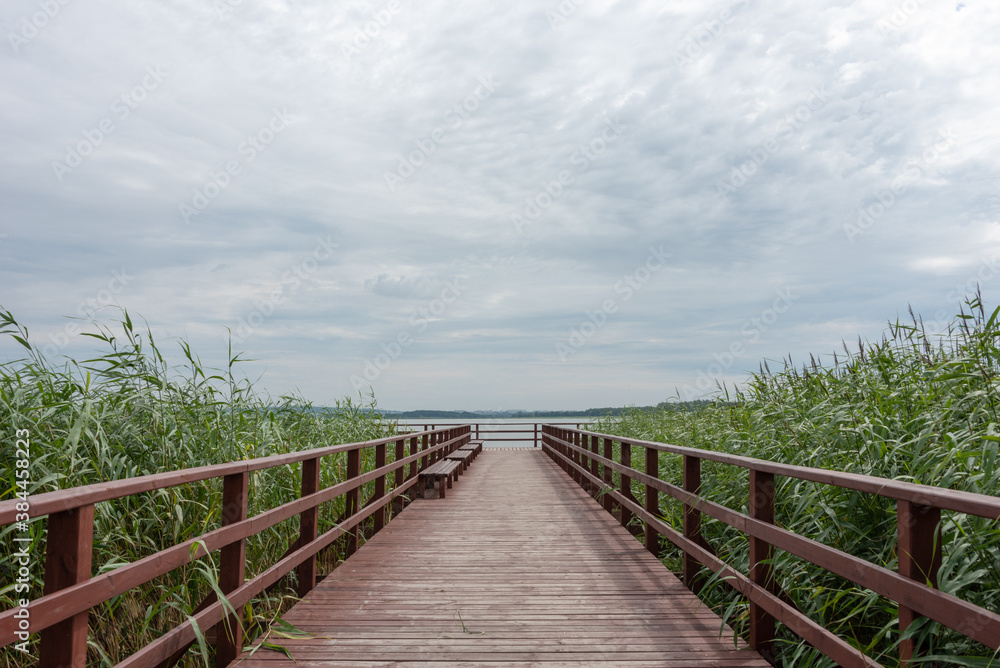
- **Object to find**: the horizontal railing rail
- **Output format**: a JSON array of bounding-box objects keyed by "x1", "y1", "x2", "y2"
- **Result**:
[
  {"x1": 1, "y1": 425, "x2": 471, "y2": 668},
  {"x1": 402, "y1": 421, "x2": 586, "y2": 447},
  {"x1": 541, "y1": 425, "x2": 1000, "y2": 668}
]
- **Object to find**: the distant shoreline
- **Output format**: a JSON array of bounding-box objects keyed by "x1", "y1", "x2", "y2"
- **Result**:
[{"x1": 375, "y1": 401, "x2": 712, "y2": 420}]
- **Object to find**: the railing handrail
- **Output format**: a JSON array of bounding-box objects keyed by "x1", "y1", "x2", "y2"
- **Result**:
[
  {"x1": 572, "y1": 427, "x2": 1000, "y2": 519},
  {"x1": 541, "y1": 425, "x2": 1000, "y2": 668},
  {"x1": 1, "y1": 425, "x2": 472, "y2": 668},
  {"x1": 0, "y1": 427, "x2": 445, "y2": 523}
]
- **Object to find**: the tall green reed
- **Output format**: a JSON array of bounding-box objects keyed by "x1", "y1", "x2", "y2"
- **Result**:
[
  {"x1": 596, "y1": 298, "x2": 1000, "y2": 667},
  {"x1": 0, "y1": 307, "x2": 398, "y2": 667}
]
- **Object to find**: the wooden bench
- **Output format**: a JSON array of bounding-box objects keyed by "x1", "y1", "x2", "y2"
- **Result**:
[
  {"x1": 418, "y1": 458, "x2": 463, "y2": 498},
  {"x1": 459, "y1": 440, "x2": 483, "y2": 459},
  {"x1": 445, "y1": 449, "x2": 475, "y2": 473}
]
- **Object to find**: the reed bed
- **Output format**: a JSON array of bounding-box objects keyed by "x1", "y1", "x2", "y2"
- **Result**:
[
  {"x1": 595, "y1": 298, "x2": 1000, "y2": 667},
  {"x1": 0, "y1": 307, "x2": 399, "y2": 668},
  {"x1": 5, "y1": 299, "x2": 999, "y2": 668}
]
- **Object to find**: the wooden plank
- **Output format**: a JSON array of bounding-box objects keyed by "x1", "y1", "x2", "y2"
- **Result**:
[{"x1": 237, "y1": 451, "x2": 768, "y2": 667}]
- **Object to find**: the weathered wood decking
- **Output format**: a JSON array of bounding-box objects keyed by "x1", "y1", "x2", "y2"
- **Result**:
[{"x1": 237, "y1": 449, "x2": 768, "y2": 667}]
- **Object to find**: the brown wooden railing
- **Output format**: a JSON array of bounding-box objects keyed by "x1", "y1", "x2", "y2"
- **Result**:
[
  {"x1": 0, "y1": 425, "x2": 470, "y2": 668},
  {"x1": 541, "y1": 425, "x2": 1000, "y2": 668}
]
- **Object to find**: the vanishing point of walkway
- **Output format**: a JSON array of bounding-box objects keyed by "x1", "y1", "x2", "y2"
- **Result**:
[{"x1": 237, "y1": 449, "x2": 769, "y2": 667}]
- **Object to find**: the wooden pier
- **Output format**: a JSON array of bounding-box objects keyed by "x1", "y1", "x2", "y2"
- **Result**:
[
  {"x1": 236, "y1": 449, "x2": 768, "y2": 667},
  {"x1": 3, "y1": 424, "x2": 999, "y2": 668}
]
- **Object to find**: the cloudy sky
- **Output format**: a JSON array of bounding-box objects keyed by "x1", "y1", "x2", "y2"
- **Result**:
[{"x1": 1, "y1": 0, "x2": 998, "y2": 411}]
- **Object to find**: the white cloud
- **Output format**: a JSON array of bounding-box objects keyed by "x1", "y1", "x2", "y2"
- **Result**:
[{"x1": 2, "y1": 0, "x2": 1000, "y2": 409}]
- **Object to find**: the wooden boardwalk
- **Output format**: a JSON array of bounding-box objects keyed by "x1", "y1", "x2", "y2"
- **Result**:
[{"x1": 237, "y1": 449, "x2": 768, "y2": 667}]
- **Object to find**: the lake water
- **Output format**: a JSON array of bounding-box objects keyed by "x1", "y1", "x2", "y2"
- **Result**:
[{"x1": 394, "y1": 417, "x2": 596, "y2": 448}]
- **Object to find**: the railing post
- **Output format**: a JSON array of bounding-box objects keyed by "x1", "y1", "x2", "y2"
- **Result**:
[
  {"x1": 565, "y1": 430, "x2": 574, "y2": 476},
  {"x1": 373, "y1": 442, "x2": 387, "y2": 533},
  {"x1": 620, "y1": 441, "x2": 634, "y2": 530},
  {"x1": 565, "y1": 429, "x2": 573, "y2": 474},
  {"x1": 602, "y1": 437, "x2": 614, "y2": 512},
  {"x1": 580, "y1": 433, "x2": 590, "y2": 488},
  {"x1": 573, "y1": 432, "x2": 583, "y2": 484},
  {"x1": 407, "y1": 436, "x2": 417, "y2": 479},
  {"x1": 644, "y1": 446, "x2": 660, "y2": 557},
  {"x1": 421, "y1": 433, "x2": 429, "y2": 472},
  {"x1": 346, "y1": 448, "x2": 360, "y2": 557},
  {"x1": 683, "y1": 455, "x2": 704, "y2": 594},
  {"x1": 217, "y1": 472, "x2": 249, "y2": 667},
  {"x1": 573, "y1": 432, "x2": 584, "y2": 485},
  {"x1": 393, "y1": 439, "x2": 405, "y2": 516},
  {"x1": 897, "y1": 499, "x2": 942, "y2": 668},
  {"x1": 297, "y1": 459, "x2": 319, "y2": 599},
  {"x1": 565, "y1": 430, "x2": 572, "y2": 475},
  {"x1": 590, "y1": 433, "x2": 600, "y2": 481},
  {"x1": 534, "y1": 423, "x2": 538, "y2": 448},
  {"x1": 563, "y1": 429, "x2": 571, "y2": 471},
  {"x1": 749, "y1": 469, "x2": 776, "y2": 663},
  {"x1": 39, "y1": 504, "x2": 94, "y2": 668}
]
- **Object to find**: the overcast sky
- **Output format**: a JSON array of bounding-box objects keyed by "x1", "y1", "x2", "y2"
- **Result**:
[{"x1": 1, "y1": 0, "x2": 998, "y2": 411}]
